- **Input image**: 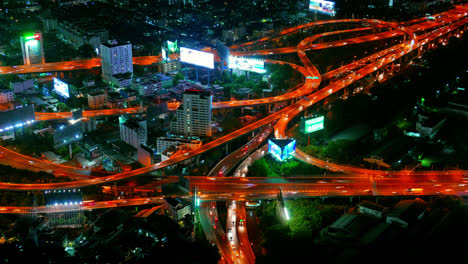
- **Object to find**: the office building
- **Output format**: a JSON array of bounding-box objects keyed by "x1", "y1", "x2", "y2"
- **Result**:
[
  {"x1": 170, "y1": 89, "x2": 212, "y2": 137},
  {"x1": 87, "y1": 90, "x2": 107, "y2": 109},
  {"x1": 20, "y1": 32, "x2": 45, "y2": 65},
  {"x1": 100, "y1": 40, "x2": 133, "y2": 87},
  {"x1": 119, "y1": 116, "x2": 147, "y2": 148}
]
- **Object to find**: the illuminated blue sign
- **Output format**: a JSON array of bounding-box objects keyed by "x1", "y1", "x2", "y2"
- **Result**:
[
  {"x1": 268, "y1": 139, "x2": 296, "y2": 162},
  {"x1": 53, "y1": 78, "x2": 70, "y2": 98}
]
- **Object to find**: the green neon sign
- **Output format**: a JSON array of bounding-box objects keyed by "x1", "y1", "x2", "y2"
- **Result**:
[
  {"x1": 24, "y1": 33, "x2": 40, "y2": 41},
  {"x1": 304, "y1": 116, "x2": 324, "y2": 134},
  {"x1": 167, "y1": 40, "x2": 177, "y2": 52}
]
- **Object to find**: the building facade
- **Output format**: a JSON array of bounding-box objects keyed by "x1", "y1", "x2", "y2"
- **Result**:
[
  {"x1": 119, "y1": 116, "x2": 147, "y2": 148},
  {"x1": 87, "y1": 90, "x2": 107, "y2": 109},
  {"x1": 163, "y1": 197, "x2": 192, "y2": 222},
  {"x1": 101, "y1": 40, "x2": 133, "y2": 87},
  {"x1": 170, "y1": 89, "x2": 212, "y2": 137},
  {"x1": 156, "y1": 137, "x2": 202, "y2": 154},
  {"x1": 158, "y1": 60, "x2": 181, "y2": 74},
  {"x1": 0, "y1": 89, "x2": 14, "y2": 104}
]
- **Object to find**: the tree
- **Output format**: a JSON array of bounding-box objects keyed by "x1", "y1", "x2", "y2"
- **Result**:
[
  {"x1": 57, "y1": 102, "x2": 70, "y2": 112},
  {"x1": 253, "y1": 81, "x2": 269, "y2": 94},
  {"x1": 78, "y1": 44, "x2": 95, "y2": 59},
  {"x1": 173, "y1": 73, "x2": 184, "y2": 86},
  {"x1": 248, "y1": 158, "x2": 274, "y2": 177},
  {"x1": 286, "y1": 200, "x2": 322, "y2": 237},
  {"x1": 133, "y1": 65, "x2": 146, "y2": 76}
]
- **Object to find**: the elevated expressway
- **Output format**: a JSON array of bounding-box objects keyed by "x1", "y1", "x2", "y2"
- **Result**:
[
  {"x1": 1, "y1": 173, "x2": 467, "y2": 214},
  {"x1": 0, "y1": 7, "x2": 466, "y2": 191}
]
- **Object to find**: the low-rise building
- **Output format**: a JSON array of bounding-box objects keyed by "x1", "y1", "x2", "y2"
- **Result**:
[
  {"x1": 0, "y1": 104, "x2": 35, "y2": 132},
  {"x1": 78, "y1": 141, "x2": 102, "y2": 160},
  {"x1": 163, "y1": 197, "x2": 191, "y2": 222},
  {"x1": 10, "y1": 79, "x2": 34, "y2": 94},
  {"x1": 415, "y1": 113, "x2": 446, "y2": 138},
  {"x1": 87, "y1": 89, "x2": 107, "y2": 109},
  {"x1": 386, "y1": 198, "x2": 427, "y2": 228},
  {"x1": 56, "y1": 18, "x2": 109, "y2": 52},
  {"x1": 0, "y1": 89, "x2": 14, "y2": 104},
  {"x1": 81, "y1": 117, "x2": 97, "y2": 133},
  {"x1": 53, "y1": 122, "x2": 82, "y2": 147},
  {"x1": 158, "y1": 60, "x2": 181, "y2": 74},
  {"x1": 358, "y1": 201, "x2": 388, "y2": 219},
  {"x1": 136, "y1": 74, "x2": 173, "y2": 97},
  {"x1": 156, "y1": 137, "x2": 202, "y2": 154}
]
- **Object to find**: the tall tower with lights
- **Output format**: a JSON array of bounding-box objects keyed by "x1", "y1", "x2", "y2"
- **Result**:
[{"x1": 20, "y1": 32, "x2": 45, "y2": 65}]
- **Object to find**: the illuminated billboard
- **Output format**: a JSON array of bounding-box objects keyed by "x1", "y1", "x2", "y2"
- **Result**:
[
  {"x1": 228, "y1": 56, "x2": 266, "y2": 74},
  {"x1": 268, "y1": 139, "x2": 296, "y2": 162},
  {"x1": 53, "y1": 78, "x2": 70, "y2": 98},
  {"x1": 167, "y1": 40, "x2": 178, "y2": 52},
  {"x1": 309, "y1": 0, "x2": 336, "y2": 16},
  {"x1": 301, "y1": 116, "x2": 324, "y2": 134},
  {"x1": 180, "y1": 47, "x2": 214, "y2": 69}
]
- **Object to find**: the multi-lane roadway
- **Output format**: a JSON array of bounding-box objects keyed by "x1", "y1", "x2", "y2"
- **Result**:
[{"x1": 0, "y1": 7, "x2": 465, "y2": 193}]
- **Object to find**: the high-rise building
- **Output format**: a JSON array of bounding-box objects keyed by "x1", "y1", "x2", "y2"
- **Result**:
[
  {"x1": 20, "y1": 32, "x2": 45, "y2": 65},
  {"x1": 119, "y1": 116, "x2": 147, "y2": 148},
  {"x1": 100, "y1": 40, "x2": 133, "y2": 87},
  {"x1": 170, "y1": 89, "x2": 212, "y2": 137}
]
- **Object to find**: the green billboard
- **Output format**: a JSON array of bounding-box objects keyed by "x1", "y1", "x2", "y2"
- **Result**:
[
  {"x1": 167, "y1": 40, "x2": 178, "y2": 52},
  {"x1": 302, "y1": 116, "x2": 324, "y2": 134}
]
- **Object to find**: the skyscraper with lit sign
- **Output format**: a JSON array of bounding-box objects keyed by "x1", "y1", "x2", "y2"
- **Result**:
[{"x1": 20, "y1": 32, "x2": 45, "y2": 65}]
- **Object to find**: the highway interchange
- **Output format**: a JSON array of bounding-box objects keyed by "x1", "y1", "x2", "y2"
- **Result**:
[{"x1": 0, "y1": 5, "x2": 468, "y2": 263}]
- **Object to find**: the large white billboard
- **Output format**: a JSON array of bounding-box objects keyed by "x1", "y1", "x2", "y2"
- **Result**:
[
  {"x1": 180, "y1": 47, "x2": 214, "y2": 69},
  {"x1": 309, "y1": 0, "x2": 336, "y2": 16},
  {"x1": 53, "y1": 78, "x2": 70, "y2": 98},
  {"x1": 228, "y1": 56, "x2": 266, "y2": 74}
]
